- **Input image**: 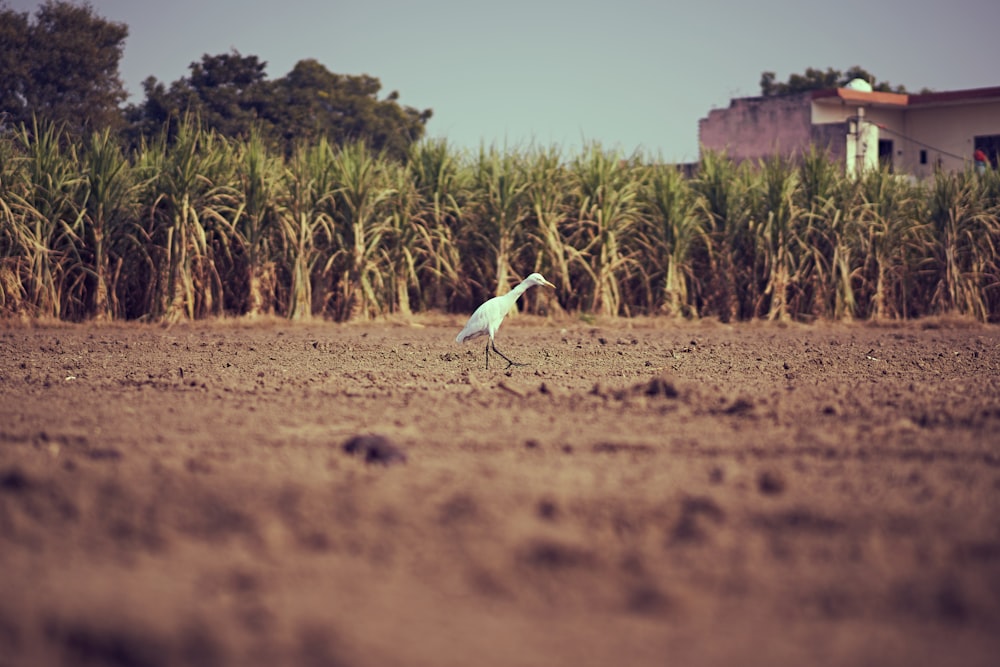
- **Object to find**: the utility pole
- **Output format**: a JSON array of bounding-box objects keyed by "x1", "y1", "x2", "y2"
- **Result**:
[{"x1": 855, "y1": 106, "x2": 866, "y2": 178}]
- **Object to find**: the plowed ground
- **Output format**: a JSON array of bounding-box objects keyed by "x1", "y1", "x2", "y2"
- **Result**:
[{"x1": 2, "y1": 315, "x2": 999, "y2": 666}]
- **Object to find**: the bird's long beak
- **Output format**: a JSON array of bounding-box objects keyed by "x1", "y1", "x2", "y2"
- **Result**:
[{"x1": 542, "y1": 279, "x2": 556, "y2": 289}]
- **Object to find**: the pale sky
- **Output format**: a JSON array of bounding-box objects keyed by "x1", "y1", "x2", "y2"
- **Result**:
[{"x1": 7, "y1": 0, "x2": 1000, "y2": 161}]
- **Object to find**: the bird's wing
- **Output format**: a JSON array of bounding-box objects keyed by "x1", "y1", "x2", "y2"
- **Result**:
[
  {"x1": 455, "y1": 305, "x2": 491, "y2": 342},
  {"x1": 456, "y1": 296, "x2": 508, "y2": 342}
]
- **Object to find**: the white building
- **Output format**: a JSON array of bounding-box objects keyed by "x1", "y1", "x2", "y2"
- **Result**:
[{"x1": 699, "y1": 82, "x2": 1000, "y2": 178}]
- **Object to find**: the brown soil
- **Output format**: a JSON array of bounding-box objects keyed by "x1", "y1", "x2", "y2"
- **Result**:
[{"x1": 2, "y1": 315, "x2": 999, "y2": 666}]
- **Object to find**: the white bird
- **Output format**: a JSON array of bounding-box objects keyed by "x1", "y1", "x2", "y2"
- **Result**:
[{"x1": 456, "y1": 272, "x2": 556, "y2": 370}]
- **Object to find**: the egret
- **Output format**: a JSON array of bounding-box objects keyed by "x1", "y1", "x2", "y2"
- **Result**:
[{"x1": 455, "y1": 272, "x2": 556, "y2": 370}]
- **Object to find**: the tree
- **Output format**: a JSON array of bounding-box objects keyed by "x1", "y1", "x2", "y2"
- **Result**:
[
  {"x1": 124, "y1": 51, "x2": 271, "y2": 145},
  {"x1": 0, "y1": 4, "x2": 30, "y2": 128},
  {"x1": 126, "y1": 53, "x2": 432, "y2": 160},
  {"x1": 0, "y1": 1, "x2": 128, "y2": 135},
  {"x1": 269, "y1": 59, "x2": 432, "y2": 160},
  {"x1": 759, "y1": 66, "x2": 908, "y2": 97}
]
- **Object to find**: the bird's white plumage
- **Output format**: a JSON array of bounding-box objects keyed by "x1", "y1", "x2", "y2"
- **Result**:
[{"x1": 455, "y1": 273, "x2": 555, "y2": 368}]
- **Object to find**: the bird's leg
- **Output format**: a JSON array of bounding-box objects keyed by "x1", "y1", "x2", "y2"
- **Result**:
[
  {"x1": 491, "y1": 340, "x2": 526, "y2": 370},
  {"x1": 484, "y1": 340, "x2": 490, "y2": 370}
]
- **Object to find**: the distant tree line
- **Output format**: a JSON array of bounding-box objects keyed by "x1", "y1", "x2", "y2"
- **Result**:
[
  {"x1": 759, "y1": 66, "x2": 915, "y2": 97},
  {"x1": 0, "y1": 0, "x2": 432, "y2": 158}
]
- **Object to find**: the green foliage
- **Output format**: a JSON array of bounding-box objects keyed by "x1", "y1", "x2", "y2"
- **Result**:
[
  {"x1": 926, "y1": 169, "x2": 1000, "y2": 320},
  {"x1": 274, "y1": 140, "x2": 328, "y2": 320},
  {"x1": 232, "y1": 127, "x2": 284, "y2": 316},
  {"x1": 691, "y1": 150, "x2": 752, "y2": 321},
  {"x1": 637, "y1": 161, "x2": 704, "y2": 317},
  {"x1": 760, "y1": 66, "x2": 908, "y2": 97},
  {"x1": 271, "y1": 60, "x2": 432, "y2": 160},
  {"x1": 130, "y1": 51, "x2": 270, "y2": 145},
  {"x1": 468, "y1": 145, "x2": 532, "y2": 302},
  {"x1": 326, "y1": 141, "x2": 393, "y2": 320},
  {"x1": 140, "y1": 117, "x2": 238, "y2": 321},
  {"x1": 854, "y1": 167, "x2": 926, "y2": 319},
  {"x1": 0, "y1": 1, "x2": 128, "y2": 136},
  {"x1": 753, "y1": 156, "x2": 803, "y2": 320},
  {"x1": 125, "y1": 54, "x2": 432, "y2": 160},
  {"x1": 795, "y1": 147, "x2": 855, "y2": 319},
  {"x1": 570, "y1": 144, "x2": 643, "y2": 316},
  {"x1": 0, "y1": 4, "x2": 430, "y2": 158},
  {"x1": 76, "y1": 127, "x2": 141, "y2": 319},
  {"x1": 524, "y1": 145, "x2": 573, "y2": 303},
  {"x1": 407, "y1": 139, "x2": 467, "y2": 310},
  {"x1": 6, "y1": 119, "x2": 85, "y2": 318}
]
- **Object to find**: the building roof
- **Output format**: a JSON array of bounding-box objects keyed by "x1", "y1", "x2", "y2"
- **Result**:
[
  {"x1": 908, "y1": 86, "x2": 1000, "y2": 107},
  {"x1": 811, "y1": 85, "x2": 1000, "y2": 110}
]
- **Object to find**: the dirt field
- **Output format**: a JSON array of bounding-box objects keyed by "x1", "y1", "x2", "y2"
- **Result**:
[{"x1": 2, "y1": 314, "x2": 999, "y2": 666}]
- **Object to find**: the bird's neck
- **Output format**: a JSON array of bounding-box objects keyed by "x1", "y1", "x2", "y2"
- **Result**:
[
  {"x1": 509, "y1": 282, "x2": 530, "y2": 298},
  {"x1": 497, "y1": 282, "x2": 530, "y2": 311}
]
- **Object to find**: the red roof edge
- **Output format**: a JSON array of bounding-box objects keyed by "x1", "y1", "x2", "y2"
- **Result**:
[
  {"x1": 907, "y1": 86, "x2": 1000, "y2": 105},
  {"x1": 811, "y1": 88, "x2": 909, "y2": 105},
  {"x1": 812, "y1": 85, "x2": 1000, "y2": 106}
]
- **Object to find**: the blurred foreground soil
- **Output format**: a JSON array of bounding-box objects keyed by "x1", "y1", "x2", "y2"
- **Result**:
[{"x1": 1, "y1": 315, "x2": 999, "y2": 666}]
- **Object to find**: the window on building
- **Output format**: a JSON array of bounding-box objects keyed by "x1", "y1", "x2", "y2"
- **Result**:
[
  {"x1": 878, "y1": 139, "x2": 894, "y2": 172},
  {"x1": 974, "y1": 135, "x2": 1000, "y2": 167},
  {"x1": 920, "y1": 149, "x2": 927, "y2": 165}
]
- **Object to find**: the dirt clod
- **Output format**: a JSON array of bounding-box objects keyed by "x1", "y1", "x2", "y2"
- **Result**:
[
  {"x1": 758, "y1": 470, "x2": 787, "y2": 495},
  {"x1": 642, "y1": 376, "x2": 679, "y2": 398},
  {"x1": 342, "y1": 434, "x2": 407, "y2": 466}
]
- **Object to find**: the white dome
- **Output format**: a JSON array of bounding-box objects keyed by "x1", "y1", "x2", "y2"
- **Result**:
[{"x1": 844, "y1": 78, "x2": 873, "y2": 93}]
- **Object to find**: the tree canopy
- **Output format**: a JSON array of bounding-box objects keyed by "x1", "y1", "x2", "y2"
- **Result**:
[
  {"x1": 122, "y1": 51, "x2": 272, "y2": 144},
  {"x1": 125, "y1": 53, "x2": 432, "y2": 159},
  {"x1": 0, "y1": 0, "x2": 129, "y2": 135},
  {"x1": 267, "y1": 59, "x2": 432, "y2": 159},
  {"x1": 0, "y1": 1, "x2": 432, "y2": 158},
  {"x1": 759, "y1": 66, "x2": 909, "y2": 97}
]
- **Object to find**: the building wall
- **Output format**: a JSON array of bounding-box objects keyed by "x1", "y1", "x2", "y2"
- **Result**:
[
  {"x1": 810, "y1": 103, "x2": 908, "y2": 175},
  {"x1": 901, "y1": 101, "x2": 1000, "y2": 177},
  {"x1": 698, "y1": 94, "x2": 813, "y2": 161},
  {"x1": 810, "y1": 123, "x2": 848, "y2": 165},
  {"x1": 865, "y1": 108, "x2": 906, "y2": 174},
  {"x1": 701, "y1": 90, "x2": 1000, "y2": 178}
]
